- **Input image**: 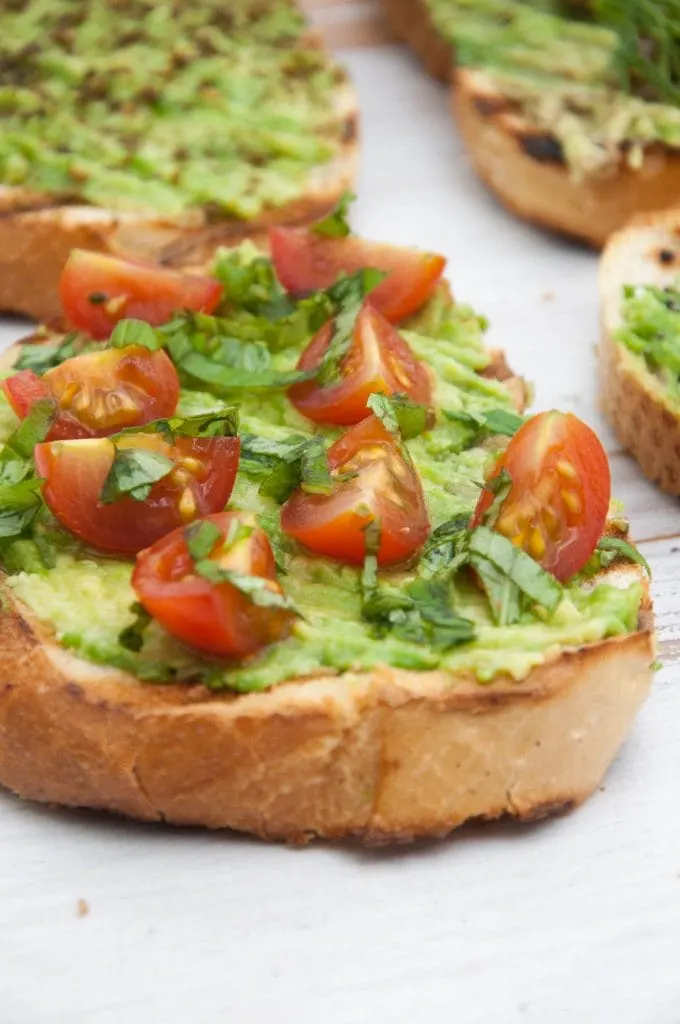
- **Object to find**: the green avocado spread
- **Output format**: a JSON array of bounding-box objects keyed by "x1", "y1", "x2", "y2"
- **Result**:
[
  {"x1": 0, "y1": 0, "x2": 349, "y2": 218},
  {"x1": 425, "y1": 0, "x2": 680, "y2": 177},
  {"x1": 0, "y1": 246, "x2": 643, "y2": 692},
  {"x1": 615, "y1": 277, "x2": 680, "y2": 411}
]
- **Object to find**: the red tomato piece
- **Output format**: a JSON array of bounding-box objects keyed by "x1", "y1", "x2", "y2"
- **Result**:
[
  {"x1": 3, "y1": 346, "x2": 179, "y2": 441},
  {"x1": 59, "y1": 250, "x2": 223, "y2": 339},
  {"x1": 34, "y1": 433, "x2": 240, "y2": 556},
  {"x1": 281, "y1": 415, "x2": 430, "y2": 566},
  {"x1": 472, "y1": 411, "x2": 611, "y2": 582},
  {"x1": 289, "y1": 301, "x2": 432, "y2": 426},
  {"x1": 269, "y1": 226, "x2": 446, "y2": 323},
  {"x1": 132, "y1": 511, "x2": 294, "y2": 659}
]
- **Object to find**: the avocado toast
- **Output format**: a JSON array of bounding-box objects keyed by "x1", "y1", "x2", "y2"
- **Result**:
[
  {"x1": 382, "y1": 0, "x2": 680, "y2": 246},
  {"x1": 600, "y1": 205, "x2": 680, "y2": 496},
  {"x1": 0, "y1": 216, "x2": 654, "y2": 842},
  {"x1": 0, "y1": 0, "x2": 357, "y2": 323}
]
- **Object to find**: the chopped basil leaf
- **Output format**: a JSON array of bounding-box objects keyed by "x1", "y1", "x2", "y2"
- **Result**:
[
  {"x1": 315, "y1": 268, "x2": 387, "y2": 387},
  {"x1": 419, "y1": 514, "x2": 475, "y2": 578},
  {"x1": 109, "y1": 319, "x2": 163, "y2": 351},
  {"x1": 193, "y1": 562, "x2": 298, "y2": 613},
  {"x1": 595, "y1": 536, "x2": 651, "y2": 576},
  {"x1": 362, "y1": 573, "x2": 475, "y2": 651},
  {"x1": 468, "y1": 527, "x2": 563, "y2": 621},
  {"x1": 311, "y1": 191, "x2": 355, "y2": 239},
  {"x1": 406, "y1": 578, "x2": 476, "y2": 648},
  {"x1": 444, "y1": 407, "x2": 524, "y2": 439},
  {"x1": 241, "y1": 433, "x2": 334, "y2": 504},
  {"x1": 479, "y1": 468, "x2": 513, "y2": 529},
  {"x1": 213, "y1": 247, "x2": 294, "y2": 320},
  {"x1": 185, "y1": 520, "x2": 222, "y2": 562},
  {"x1": 367, "y1": 392, "x2": 432, "y2": 440},
  {"x1": 115, "y1": 409, "x2": 239, "y2": 443},
  {"x1": 176, "y1": 349, "x2": 310, "y2": 393},
  {"x1": 118, "y1": 602, "x2": 152, "y2": 652},
  {"x1": 14, "y1": 333, "x2": 80, "y2": 374},
  {"x1": 100, "y1": 447, "x2": 175, "y2": 505},
  {"x1": 300, "y1": 436, "x2": 333, "y2": 495},
  {"x1": 2, "y1": 398, "x2": 57, "y2": 473}
]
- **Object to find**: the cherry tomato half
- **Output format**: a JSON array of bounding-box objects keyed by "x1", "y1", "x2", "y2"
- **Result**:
[
  {"x1": 59, "y1": 250, "x2": 223, "y2": 339},
  {"x1": 34, "y1": 432, "x2": 240, "y2": 556},
  {"x1": 269, "y1": 226, "x2": 446, "y2": 323},
  {"x1": 132, "y1": 512, "x2": 294, "y2": 659},
  {"x1": 3, "y1": 346, "x2": 179, "y2": 441},
  {"x1": 472, "y1": 411, "x2": 611, "y2": 582},
  {"x1": 289, "y1": 302, "x2": 432, "y2": 426},
  {"x1": 281, "y1": 415, "x2": 430, "y2": 566}
]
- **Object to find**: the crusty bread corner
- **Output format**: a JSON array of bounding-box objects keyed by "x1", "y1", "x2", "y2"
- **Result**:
[
  {"x1": 451, "y1": 68, "x2": 680, "y2": 249},
  {"x1": 600, "y1": 206, "x2": 680, "y2": 495},
  {"x1": 379, "y1": 0, "x2": 453, "y2": 82},
  {"x1": 0, "y1": 567, "x2": 654, "y2": 843},
  {"x1": 0, "y1": 77, "x2": 358, "y2": 325}
]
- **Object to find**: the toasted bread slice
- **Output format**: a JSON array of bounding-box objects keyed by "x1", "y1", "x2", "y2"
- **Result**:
[
  {"x1": 381, "y1": 0, "x2": 680, "y2": 247},
  {"x1": 600, "y1": 206, "x2": 680, "y2": 494},
  {"x1": 452, "y1": 68, "x2": 680, "y2": 248},
  {"x1": 0, "y1": 568, "x2": 653, "y2": 843},
  {"x1": 0, "y1": 14, "x2": 358, "y2": 327},
  {"x1": 0, "y1": 325, "x2": 654, "y2": 842}
]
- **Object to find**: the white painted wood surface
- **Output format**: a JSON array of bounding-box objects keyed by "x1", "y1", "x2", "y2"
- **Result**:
[{"x1": 1, "y1": 40, "x2": 680, "y2": 1024}]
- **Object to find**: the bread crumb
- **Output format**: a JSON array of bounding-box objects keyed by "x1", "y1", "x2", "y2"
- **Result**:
[
  {"x1": 76, "y1": 898, "x2": 90, "y2": 918},
  {"x1": 541, "y1": 291, "x2": 555, "y2": 302}
]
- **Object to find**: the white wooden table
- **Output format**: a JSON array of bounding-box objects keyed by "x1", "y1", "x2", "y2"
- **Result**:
[{"x1": 1, "y1": 14, "x2": 680, "y2": 1024}]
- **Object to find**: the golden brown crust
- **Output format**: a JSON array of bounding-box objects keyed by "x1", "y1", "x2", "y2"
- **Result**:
[
  {"x1": 600, "y1": 206, "x2": 680, "y2": 494},
  {"x1": 379, "y1": 0, "x2": 452, "y2": 82},
  {"x1": 452, "y1": 69, "x2": 680, "y2": 249},
  {"x1": 0, "y1": 78, "x2": 358, "y2": 324},
  {"x1": 0, "y1": 580, "x2": 655, "y2": 842}
]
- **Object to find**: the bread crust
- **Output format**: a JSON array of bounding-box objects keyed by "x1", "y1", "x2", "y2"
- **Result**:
[
  {"x1": 379, "y1": 0, "x2": 680, "y2": 247},
  {"x1": 452, "y1": 69, "x2": 680, "y2": 249},
  {"x1": 0, "y1": 80, "x2": 358, "y2": 324},
  {"x1": 380, "y1": 0, "x2": 452, "y2": 82},
  {"x1": 0, "y1": 575, "x2": 655, "y2": 843},
  {"x1": 600, "y1": 206, "x2": 680, "y2": 494}
]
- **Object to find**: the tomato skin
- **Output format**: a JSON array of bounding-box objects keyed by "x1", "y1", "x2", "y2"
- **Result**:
[
  {"x1": 472, "y1": 411, "x2": 611, "y2": 582},
  {"x1": 34, "y1": 433, "x2": 240, "y2": 556},
  {"x1": 269, "y1": 227, "x2": 446, "y2": 323},
  {"x1": 281, "y1": 415, "x2": 430, "y2": 566},
  {"x1": 132, "y1": 512, "x2": 294, "y2": 659},
  {"x1": 289, "y1": 302, "x2": 432, "y2": 426},
  {"x1": 3, "y1": 347, "x2": 179, "y2": 441},
  {"x1": 59, "y1": 250, "x2": 223, "y2": 339}
]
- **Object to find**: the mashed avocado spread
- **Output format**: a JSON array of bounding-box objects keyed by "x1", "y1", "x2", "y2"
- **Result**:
[
  {"x1": 425, "y1": 0, "x2": 680, "y2": 177},
  {"x1": 1, "y1": 247, "x2": 643, "y2": 691},
  {"x1": 615, "y1": 277, "x2": 680, "y2": 411},
  {"x1": 0, "y1": 0, "x2": 348, "y2": 218}
]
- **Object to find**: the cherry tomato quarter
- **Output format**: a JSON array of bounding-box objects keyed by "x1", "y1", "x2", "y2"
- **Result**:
[
  {"x1": 289, "y1": 302, "x2": 432, "y2": 426},
  {"x1": 281, "y1": 415, "x2": 430, "y2": 566},
  {"x1": 34, "y1": 432, "x2": 240, "y2": 555},
  {"x1": 472, "y1": 411, "x2": 611, "y2": 582},
  {"x1": 3, "y1": 346, "x2": 179, "y2": 441},
  {"x1": 132, "y1": 512, "x2": 294, "y2": 659},
  {"x1": 269, "y1": 226, "x2": 446, "y2": 323},
  {"x1": 59, "y1": 250, "x2": 222, "y2": 339}
]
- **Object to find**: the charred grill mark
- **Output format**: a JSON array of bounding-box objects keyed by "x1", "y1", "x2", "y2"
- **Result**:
[{"x1": 517, "y1": 132, "x2": 565, "y2": 165}]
